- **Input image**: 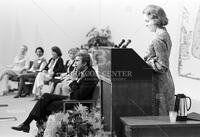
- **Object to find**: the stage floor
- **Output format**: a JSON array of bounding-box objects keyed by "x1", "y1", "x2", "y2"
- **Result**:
[{"x1": 0, "y1": 92, "x2": 37, "y2": 137}]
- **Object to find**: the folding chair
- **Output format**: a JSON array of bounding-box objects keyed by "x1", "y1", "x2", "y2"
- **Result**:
[{"x1": 9, "y1": 61, "x2": 33, "y2": 92}]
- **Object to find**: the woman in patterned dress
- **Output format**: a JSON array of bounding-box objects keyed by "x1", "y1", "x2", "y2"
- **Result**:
[{"x1": 143, "y1": 5, "x2": 175, "y2": 115}]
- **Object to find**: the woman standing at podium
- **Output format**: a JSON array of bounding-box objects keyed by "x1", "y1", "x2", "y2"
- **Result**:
[{"x1": 143, "y1": 5, "x2": 175, "y2": 115}]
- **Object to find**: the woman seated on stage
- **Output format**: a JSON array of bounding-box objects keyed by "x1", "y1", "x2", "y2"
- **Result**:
[
  {"x1": 53, "y1": 68, "x2": 77, "y2": 96},
  {"x1": 32, "y1": 46, "x2": 64, "y2": 100},
  {"x1": 14, "y1": 47, "x2": 47, "y2": 98},
  {"x1": 50, "y1": 47, "x2": 79, "y2": 94},
  {"x1": 11, "y1": 52, "x2": 99, "y2": 133},
  {"x1": 62, "y1": 48, "x2": 79, "y2": 76},
  {"x1": 0, "y1": 45, "x2": 29, "y2": 96}
]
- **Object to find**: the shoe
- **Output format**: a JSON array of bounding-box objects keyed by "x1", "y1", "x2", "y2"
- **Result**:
[
  {"x1": 32, "y1": 96, "x2": 40, "y2": 101},
  {"x1": 20, "y1": 92, "x2": 29, "y2": 97},
  {"x1": 11, "y1": 123, "x2": 30, "y2": 133},
  {"x1": 14, "y1": 95, "x2": 20, "y2": 98}
]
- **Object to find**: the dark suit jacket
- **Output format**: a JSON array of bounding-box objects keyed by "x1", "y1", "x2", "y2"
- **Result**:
[
  {"x1": 30, "y1": 66, "x2": 99, "y2": 120},
  {"x1": 69, "y1": 67, "x2": 99, "y2": 100},
  {"x1": 43, "y1": 57, "x2": 64, "y2": 77}
]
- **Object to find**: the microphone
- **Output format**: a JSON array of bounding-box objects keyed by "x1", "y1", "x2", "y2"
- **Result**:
[
  {"x1": 117, "y1": 39, "x2": 125, "y2": 48},
  {"x1": 114, "y1": 44, "x2": 118, "y2": 48},
  {"x1": 122, "y1": 39, "x2": 131, "y2": 48}
]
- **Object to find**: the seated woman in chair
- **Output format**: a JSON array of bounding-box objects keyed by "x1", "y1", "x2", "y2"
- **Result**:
[
  {"x1": 50, "y1": 47, "x2": 79, "y2": 95},
  {"x1": 14, "y1": 47, "x2": 47, "y2": 98},
  {"x1": 62, "y1": 48, "x2": 80, "y2": 76},
  {"x1": 11, "y1": 52, "x2": 99, "y2": 133},
  {"x1": 0, "y1": 45, "x2": 29, "y2": 96},
  {"x1": 32, "y1": 46, "x2": 64, "y2": 100}
]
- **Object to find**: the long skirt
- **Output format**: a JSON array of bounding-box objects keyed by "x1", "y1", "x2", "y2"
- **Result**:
[{"x1": 32, "y1": 72, "x2": 52, "y2": 96}]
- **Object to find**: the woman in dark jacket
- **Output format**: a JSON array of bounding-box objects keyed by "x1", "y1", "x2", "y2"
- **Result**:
[
  {"x1": 50, "y1": 48, "x2": 79, "y2": 94},
  {"x1": 32, "y1": 46, "x2": 64, "y2": 100}
]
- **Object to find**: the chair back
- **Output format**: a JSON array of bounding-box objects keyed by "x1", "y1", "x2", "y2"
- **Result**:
[
  {"x1": 62, "y1": 83, "x2": 100, "y2": 112},
  {"x1": 29, "y1": 61, "x2": 33, "y2": 69}
]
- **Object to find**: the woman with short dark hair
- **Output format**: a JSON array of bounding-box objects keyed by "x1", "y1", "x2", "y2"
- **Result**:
[
  {"x1": 32, "y1": 46, "x2": 64, "y2": 100},
  {"x1": 35, "y1": 47, "x2": 44, "y2": 54},
  {"x1": 14, "y1": 47, "x2": 47, "y2": 98},
  {"x1": 51, "y1": 48, "x2": 79, "y2": 95},
  {"x1": 51, "y1": 46, "x2": 62, "y2": 57}
]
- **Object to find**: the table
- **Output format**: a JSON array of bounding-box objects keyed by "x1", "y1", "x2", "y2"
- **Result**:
[{"x1": 120, "y1": 116, "x2": 200, "y2": 137}]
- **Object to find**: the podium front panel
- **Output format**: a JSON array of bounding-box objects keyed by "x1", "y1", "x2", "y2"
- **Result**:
[{"x1": 97, "y1": 47, "x2": 157, "y2": 137}]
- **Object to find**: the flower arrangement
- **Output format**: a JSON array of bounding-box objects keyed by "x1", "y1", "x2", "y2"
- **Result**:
[
  {"x1": 85, "y1": 26, "x2": 114, "y2": 48},
  {"x1": 34, "y1": 104, "x2": 110, "y2": 137}
]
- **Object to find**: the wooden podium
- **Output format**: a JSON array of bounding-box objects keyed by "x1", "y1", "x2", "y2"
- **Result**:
[{"x1": 97, "y1": 47, "x2": 157, "y2": 136}]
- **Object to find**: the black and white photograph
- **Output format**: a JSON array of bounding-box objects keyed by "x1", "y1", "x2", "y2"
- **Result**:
[{"x1": 0, "y1": 0, "x2": 200, "y2": 137}]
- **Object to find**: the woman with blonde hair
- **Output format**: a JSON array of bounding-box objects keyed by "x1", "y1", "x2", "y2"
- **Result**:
[
  {"x1": 0, "y1": 45, "x2": 30, "y2": 96},
  {"x1": 63, "y1": 48, "x2": 79, "y2": 75},
  {"x1": 143, "y1": 5, "x2": 175, "y2": 115}
]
